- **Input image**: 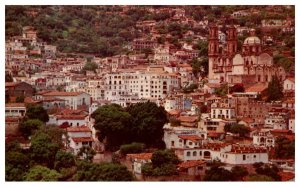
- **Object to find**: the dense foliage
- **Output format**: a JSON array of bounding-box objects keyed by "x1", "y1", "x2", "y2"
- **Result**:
[
  {"x1": 120, "y1": 142, "x2": 145, "y2": 155},
  {"x1": 274, "y1": 136, "x2": 295, "y2": 159},
  {"x1": 76, "y1": 161, "x2": 133, "y2": 181},
  {"x1": 92, "y1": 102, "x2": 168, "y2": 150},
  {"x1": 267, "y1": 76, "x2": 284, "y2": 101},
  {"x1": 204, "y1": 165, "x2": 248, "y2": 181},
  {"x1": 19, "y1": 119, "x2": 44, "y2": 138},
  {"x1": 24, "y1": 165, "x2": 61, "y2": 181},
  {"x1": 141, "y1": 150, "x2": 179, "y2": 176},
  {"x1": 253, "y1": 162, "x2": 281, "y2": 181},
  {"x1": 25, "y1": 104, "x2": 49, "y2": 122},
  {"x1": 225, "y1": 124, "x2": 250, "y2": 137}
]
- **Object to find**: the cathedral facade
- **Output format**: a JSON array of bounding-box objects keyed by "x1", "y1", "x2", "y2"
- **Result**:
[{"x1": 208, "y1": 24, "x2": 286, "y2": 86}]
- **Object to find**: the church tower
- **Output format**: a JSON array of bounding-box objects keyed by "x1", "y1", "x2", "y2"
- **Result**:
[
  {"x1": 226, "y1": 25, "x2": 237, "y2": 56},
  {"x1": 208, "y1": 24, "x2": 219, "y2": 80}
]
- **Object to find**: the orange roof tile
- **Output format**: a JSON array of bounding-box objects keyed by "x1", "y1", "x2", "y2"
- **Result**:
[
  {"x1": 278, "y1": 172, "x2": 294, "y2": 181},
  {"x1": 71, "y1": 137, "x2": 94, "y2": 143},
  {"x1": 178, "y1": 116, "x2": 198, "y2": 122},
  {"x1": 43, "y1": 91, "x2": 84, "y2": 96},
  {"x1": 245, "y1": 83, "x2": 267, "y2": 93},
  {"x1": 67, "y1": 126, "x2": 91, "y2": 132},
  {"x1": 58, "y1": 115, "x2": 87, "y2": 120},
  {"x1": 178, "y1": 160, "x2": 206, "y2": 169},
  {"x1": 240, "y1": 117, "x2": 255, "y2": 123},
  {"x1": 178, "y1": 135, "x2": 202, "y2": 142},
  {"x1": 5, "y1": 103, "x2": 26, "y2": 108},
  {"x1": 126, "y1": 153, "x2": 153, "y2": 160}
]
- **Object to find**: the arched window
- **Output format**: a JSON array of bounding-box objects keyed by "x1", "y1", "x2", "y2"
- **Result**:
[
  {"x1": 193, "y1": 151, "x2": 197, "y2": 156},
  {"x1": 187, "y1": 151, "x2": 191, "y2": 157}
]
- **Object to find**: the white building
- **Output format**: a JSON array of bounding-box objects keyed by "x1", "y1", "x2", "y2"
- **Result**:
[
  {"x1": 164, "y1": 123, "x2": 207, "y2": 150},
  {"x1": 264, "y1": 109, "x2": 288, "y2": 130},
  {"x1": 126, "y1": 153, "x2": 153, "y2": 175},
  {"x1": 252, "y1": 130, "x2": 276, "y2": 148},
  {"x1": 104, "y1": 71, "x2": 180, "y2": 101},
  {"x1": 5, "y1": 103, "x2": 26, "y2": 117},
  {"x1": 67, "y1": 126, "x2": 94, "y2": 155},
  {"x1": 210, "y1": 102, "x2": 236, "y2": 119},
  {"x1": 41, "y1": 91, "x2": 91, "y2": 110},
  {"x1": 289, "y1": 117, "x2": 295, "y2": 133},
  {"x1": 283, "y1": 77, "x2": 295, "y2": 92},
  {"x1": 174, "y1": 143, "x2": 268, "y2": 165}
]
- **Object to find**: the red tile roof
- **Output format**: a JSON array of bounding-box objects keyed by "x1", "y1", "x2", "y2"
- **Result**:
[
  {"x1": 178, "y1": 116, "x2": 198, "y2": 122},
  {"x1": 240, "y1": 117, "x2": 255, "y2": 124},
  {"x1": 71, "y1": 137, "x2": 94, "y2": 143},
  {"x1": 57, "y1": 115, "x2": 87, "y2": 120},
  {"x1": 278, "y1": 171, "x2": 294, "y2": 181},
  {"x1": 67, "y1": 126, "x2": 91, "y2": 132},
  {"x1": 178, "y1": 160, "x2": 206, "y2": 169},
  {"x1": 126, "y1": 153, "x2": 153, "y2": 160},
  {"x1": 245, "y1": 83, "x2": 267, "y2": 93},
  {"x1": 178, "y1": 135, "x2": 202, "y2": 142},
  {"x1": 5, "y1": 82, "x2": 18, "y2": 87},
  {"x1": 5, "y1": 103, "x2": 26, "y2": 108},
  {"x1": 43, "y1": 91, "x2": 84, "y2": 96}
]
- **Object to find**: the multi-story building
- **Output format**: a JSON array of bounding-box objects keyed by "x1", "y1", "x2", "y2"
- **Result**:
[
  {"x1": 104, "y1": 71, "x2": 180, "y2": 101},
  {"x1": 41, "y1": 91, "x2": 91, "y2": 110},
  {"x1": 264, "y1": 108, "x2": 289, "y2": 130}
]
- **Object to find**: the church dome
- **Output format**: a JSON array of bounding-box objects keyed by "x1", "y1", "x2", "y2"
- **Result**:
[
  {"x1": 244, "y1": 36, "x2": 261, "y2": 45},
  {"x1": 243, "y1": 28, "x2": 261, "y2": 45}
]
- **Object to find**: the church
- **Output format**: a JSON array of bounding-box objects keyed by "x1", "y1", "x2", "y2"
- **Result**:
[{"x1": 208, "y1": 24, "x2": 286, "y2": 86}]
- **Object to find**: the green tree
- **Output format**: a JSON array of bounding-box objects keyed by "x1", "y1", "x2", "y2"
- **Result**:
[
  {"x1": 77, "y1": 146, "x2": 96, "y2": 162},
  {"x1": 25, "y1": 104, "x2": 49, "y2": 122},
  {"x1": 204, "y1": 166, "x2": 234, "y2": 181},
  {"x1": 15, "y1": 96, "x2": 25, "y2": 103},
  {"x1": 126, "y1": 101, "x2": 168, "y2": 148},
  {"x1": 193, "y1": 40, "x2": 208, "y2": 56},
  {"x1": 231, "y1": 166, "x2": 249, "y2": 181},
  {"x1": 248, "y1": 174, "x2": 274, "y2": 181},
  {"x1": 215, "y1": 84, "x2": 229, "y2": 97},
  {"x1": 91, "y1": 104, "x2": 133, "y2": 150},
  {"x1": 30, "y1": 133, "x2": 60, "y2": 167},
  {"x1": 5, "y1": 151, "x2": 30, "y2": 181},
  {"x1": 120, "y1": 142, "x2": 145, "y2": 155},
  {"x1": 76, "y1": 161, "x2": 133, "y2": 181},
  {"x1": 267, "y1": 76, "x2": 283, "y2": 101},
  {"x1": 81, "y1": 61, "x2": 98, "y2": 73},
  {"x1": 19, "y1": 119, "x2": 44, "y2": 138},
  {"x1": 54, "y1": 151, "x2": 76, "y2": 171},
  {"x1": 141, "y1": 149, "x2": 179, "y2": 176},
  {"x1": 254, "y1": 163, "x2": 281, "y2": 181},
  {"x1": 151, "y1": 150, "x2": 180, "y2": 168},
  {"x1": 34, "y1": 125, "x2": 65, "y2": 147},
  {"x1": 229, "y1": 124, "x2": 250, "y2": 137},
  {"x1": 190, "y1": 58, "x2": 208, "y2": 77},
  {"x1": 24, "y1": 165, "x2": 61, "y2": 181},
  {"x1": 274, "y1": 136, "x2": 295, "y2": 159}
]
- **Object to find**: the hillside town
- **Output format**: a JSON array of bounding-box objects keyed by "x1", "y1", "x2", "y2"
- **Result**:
[{"x1": 5, "y1": 5, "x2": 295, "y2": 181}]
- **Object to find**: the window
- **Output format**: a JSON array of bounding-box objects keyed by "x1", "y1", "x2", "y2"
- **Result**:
[
  {"x1": 189, "y1": 142, "x2": 192, "y2": 145},
  {"x1": 187, "y1": 152, "x2": 191, "y2": 157},
  {"x1": 171, "y1": 141, "x2": 175, "y2": 147},
  {"x1": 243, "y1": 155, "x2": 246, "y2": 160},
  {"x1": 193, "y1": 151, "x2": 197, "y2": 156},
  {"x1": 199, "y1": 151, "x2": 202, "y2": 156},
  {"x1": 253, "y1": 155, "x2": 256, "y2": 158}
]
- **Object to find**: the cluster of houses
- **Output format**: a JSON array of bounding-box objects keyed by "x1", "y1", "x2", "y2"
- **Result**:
[{"x1": 5, "y1": 6, "x2": 295, "y2": 180}]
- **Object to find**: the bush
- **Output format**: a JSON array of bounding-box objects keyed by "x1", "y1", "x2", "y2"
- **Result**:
[{"x1": 120, "y1": 142, "x2": 145, "y2": 155}]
